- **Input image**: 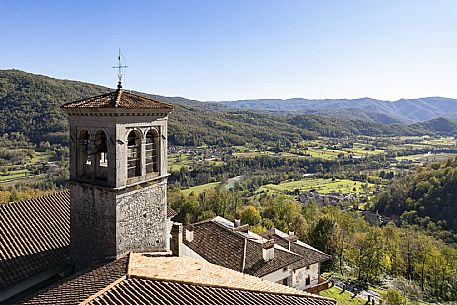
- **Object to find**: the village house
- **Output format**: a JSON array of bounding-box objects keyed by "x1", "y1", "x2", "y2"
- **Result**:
[
  {"x1": 0, "y1": 84, "x2": 336, "y2": 305},
  {"x1": 182, "y1": 215, "x2": 331, "y2": 293},
  {"x1": 299, "y1": 191, "x2": 355, "y2": 207}
]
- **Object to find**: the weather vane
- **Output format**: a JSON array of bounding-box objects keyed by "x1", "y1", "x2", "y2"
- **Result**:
[{"x1": 112, "y1": 49, "x2": 128, "y2": 89}]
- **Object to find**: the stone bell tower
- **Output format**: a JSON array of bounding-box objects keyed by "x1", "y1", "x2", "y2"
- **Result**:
[{"x1": 61, "y1": 85, "x2": 174, "y2": 269}]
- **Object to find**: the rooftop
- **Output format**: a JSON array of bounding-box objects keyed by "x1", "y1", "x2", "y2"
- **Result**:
[
  {"x1": 0, "y1": 192, "x2": 71, "y2": 292},
  {"x1": 260, "y1": 228, "x2": 332, "y2": 269},
  {"x1": 60, "y1": 89, "x2": 174, "y2": 110},
  {"x1": 21, "y1": 253, "x2": 336, "y2": 305},
  {"x1": 183, "y1": 218, "x2": 303, "y2": 277},
  {"x1": 0, "y1": 191, "x2": 176, "y2": 297}
]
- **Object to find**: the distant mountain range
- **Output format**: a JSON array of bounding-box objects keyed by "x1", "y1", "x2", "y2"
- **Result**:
[
  {"x1": 217, "y1": 97, "x2": 457, "y2": 123},
  {"x1": 1, "y1": 69, "x2": 456, "y2": 148}
]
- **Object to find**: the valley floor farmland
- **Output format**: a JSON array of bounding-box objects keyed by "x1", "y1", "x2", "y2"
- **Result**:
[{"x1": 257, "y1": 178, "x2": 375, "y2": 195}]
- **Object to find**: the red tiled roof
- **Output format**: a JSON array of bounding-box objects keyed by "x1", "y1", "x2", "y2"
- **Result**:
[
  {"x1": 244, "y1": 239, "x2": 302, "y2": 277},
  {"x1": 87, "y1": 277, "x2": 336, "y2": 305},
  {"x1": 19, "y1": 257, "x2": 128, "y2": 305},
  {"x1": 2, "y1": 193, "x2": 335, "y2": 305},
  {"x1": 260, "y1": 229, "x2": 332, "y2": 268},
  {"x1": 183, "y1": 220, "x2": 302, "y2": 277},
  {"x1": 60, "y1": 89, "x2": 174, "y2": 110},
  {"x1": 22, "y1": 254, "x2": 336, "y2": 305},
  {"x1": 0, "y1": 191, "x2": 71, "y2": 291},
  {"x1": 0, "y1": 191, "x2": 176, "y2": 294},
  {"x1": 183, "y1": 221, "x2": 245, "y2": 271}
]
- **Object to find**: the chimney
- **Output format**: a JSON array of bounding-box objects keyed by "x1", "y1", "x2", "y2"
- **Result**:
[
  {"x1": 262, "y1": 240, "x2": 275, "y2": 262},
  {"x1": 234, "y1": 213, "x2": 241, "y2": 228},
  {"x1": 185, "y1": 224, "x2": 194, "y2": 242},
  {"x1": 288, "y1": 224, "x2": 295, "y2": 237},
  {"x1": 287, "y1": 234, "x2": 298, "y2": 251},
  {"x1": 170, "y1": 223, "x2": 183, "y2": 257}
]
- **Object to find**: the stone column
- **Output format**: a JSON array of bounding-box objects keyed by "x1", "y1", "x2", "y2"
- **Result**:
[{"x1": 141, "y1": 138, "x2": 147, "y2": 179}]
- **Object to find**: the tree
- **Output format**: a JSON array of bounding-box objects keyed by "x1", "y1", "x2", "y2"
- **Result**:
[
  {"x1": 241, "y1": 205, "x2": 261, "y2": 226},
  {"x1": 348, "y1": 227, "x2": 385, "y2": 284},
  {"x1": 306, "y1": 217, "x2": 337, "y2": 267},
  {"x1": 382, "y1": 289, "x2": 408, "y2": 305}
]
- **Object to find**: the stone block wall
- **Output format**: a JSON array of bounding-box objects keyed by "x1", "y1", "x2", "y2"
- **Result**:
[
  {"x1": 70, "y1": 178, "x2": 167, "y2": 270},
  {"x1": 116, "y1": 179, "x2": 167, "y2": 255},
  {"x1": 70, "y1": 183, "x2": 117, "y2": 269}
]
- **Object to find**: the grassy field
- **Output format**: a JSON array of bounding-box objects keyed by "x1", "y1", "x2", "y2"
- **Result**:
[
  {"x1": 0, "y1": 169, "x2": 29, "y2": 181},
  {"x1": 168, "y1": 153, "x2": 225, "y2": 172},
  {"x1": 181, "y1": 182, "x2": 220, "y2": 196},
  {"x1": 320, "y1": 287, "x2": 366, "y2": 305},
  {"x1": 396, "y1": 152, "x2": 457, "y2": 163},
  {"x1": 257, "y1": 178, "x2": 375, "y2": 195},
  {"x1": 168, "y1": 153, "x2": 192, "y2": 171},
  {"x1": 233, "y1": 150, "x2": 275, "y2": 158},
  {"x1": 418, "y1": 136, "x2": 456, "y2": 146},
  {"x1": 30, "y1": 151, "x2": 53, "y2": 163}
]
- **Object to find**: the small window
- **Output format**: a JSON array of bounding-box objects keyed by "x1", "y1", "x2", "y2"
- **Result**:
[
  {"x1": 94, "y1": 130, "x2": 108, "y2": 180},
  {"x1": 78, "y1": 130, "x2": 91, "y2": 178},
  {"x1": 127, "y1": 130, "x2": 142, "y2": 178},
  {"x1": 305, "y1": 275, "x2": 311, "y2": 286},
  {"x1": 145, "y1": 129, "x2": 159, "y2": 174}
]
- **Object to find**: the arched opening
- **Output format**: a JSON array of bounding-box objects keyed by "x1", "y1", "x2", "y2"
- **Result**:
[
  {"x1": 145, "y1": 129, "x2": 159, "y2": 174},
  {"x1": 127, "y1": 130, "x2": 142, "y2": 178},
  {"x1": 94, "y1": 130, "x2": 108, "y2": 180},
  {"x1": 78, "y1": 130, "x2": 91, "y2": 178}
]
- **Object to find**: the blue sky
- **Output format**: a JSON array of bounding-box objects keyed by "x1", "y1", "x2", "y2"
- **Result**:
[{"x1": 1, "y1": 0, "x2": 457, "y2": 101}]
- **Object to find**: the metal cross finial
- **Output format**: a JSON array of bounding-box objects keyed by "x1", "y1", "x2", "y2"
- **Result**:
[{"x1": 112, "y1": 49, "x2": 128, "y2": 89}]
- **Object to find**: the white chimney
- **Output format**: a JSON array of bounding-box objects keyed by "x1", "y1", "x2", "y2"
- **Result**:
[
  {"x1": 185, "y1": 224, "x2": 194, "y2": 242},
  {"x1": 234, "y1": 213, "x2": 241, "y2": 228},
  {"x1": 262, "y1": 240, "x2": 275, "y2": 262}
]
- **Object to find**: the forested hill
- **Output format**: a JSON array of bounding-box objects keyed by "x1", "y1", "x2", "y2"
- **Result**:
[
  {"x1": 412, "y1": 117, "x2": 457, "y2": 136},
  {"x1": 375, "y1": 158, "x2": 457, "y2": 243},
  {"x1": 0, "y1": 70, "x2": 109, "y2": 144},
  {"x1": 0, "y1": 69, "x2": 446, "y2": 147}
]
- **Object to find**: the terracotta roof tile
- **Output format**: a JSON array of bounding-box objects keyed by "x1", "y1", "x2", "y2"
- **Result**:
[
  {"x1": 260, "y1": 229, "x2": 332, "y2": 269},
  {"x1": 183, "y1": 220, "x2": 304, "y2": 277},
  {"x1": 244, "y1": 240, "x2": 302, "y2": 277},
  {"x1": 1, "y1": 191, "x2": 179, "y2": 294},
  {"x1": 87, "y1": 277, "x2": 336, "y2": 305},
  {"x1": 19, "y1": 253, "x2": 336, "y2": 305},
  {"x1": 60, "y1": 90, "x2": 174, "y2": 110},
  {"x1": 19, "y1": 257, "x2": 128, "y2": 305},
  {"x1": 127, "y1": 254, "x2": 333, "y2": 303},
  {"x1": 0, "y1": 191, "x2": 71, "y2": 291},
  {"x1": 183, "y1": 221, "x2": 245, "y2": 272}
]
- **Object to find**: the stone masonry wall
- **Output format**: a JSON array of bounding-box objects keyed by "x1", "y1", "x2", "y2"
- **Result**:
[
  {"x1": 116, "y1": 179, "x2": 167, "y2": 255},
  {"x1": 70, "y1": 183, "x2": 117, "y2": 269}
]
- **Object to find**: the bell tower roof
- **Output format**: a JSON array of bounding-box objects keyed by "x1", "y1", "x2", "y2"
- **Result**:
[{"x1": 61, "y1": 89, "x2": 174, "y2": 111}]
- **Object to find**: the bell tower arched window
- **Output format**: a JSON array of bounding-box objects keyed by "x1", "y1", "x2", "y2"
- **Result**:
[
  {"x1": 94, "y1": 130, "x2": 108, "y2": 181},
  {"x1": 78, "y1": 130, "x2": 91, "y2": 178},
  {"x1": 145, "y1": 129, "x2": 159, "y2": 174},
  {"x1": 127, "y1": 130, "x2": 142, "y2": 178}
]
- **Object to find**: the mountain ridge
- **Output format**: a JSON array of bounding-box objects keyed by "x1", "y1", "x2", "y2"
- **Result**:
[
  {"x1": 0, "y1": 69, "x2": 456, "y2": 148},
  {"x1": 217, "y1": 96, "x2": 457, "y2": 123}
]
